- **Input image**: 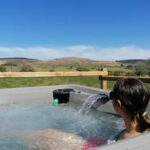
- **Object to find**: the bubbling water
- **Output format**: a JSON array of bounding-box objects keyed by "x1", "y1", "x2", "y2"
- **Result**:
[{"x1": 0, "y1": 101, "x2": 124, "y2": 150}]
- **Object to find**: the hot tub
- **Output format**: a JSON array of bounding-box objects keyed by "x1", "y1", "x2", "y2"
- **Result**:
[{"x1": 0, "y1": 85, "x2": 150, "y2": 150}]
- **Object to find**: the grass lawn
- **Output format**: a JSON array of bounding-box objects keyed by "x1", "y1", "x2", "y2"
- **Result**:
[
  {"x1": 0, "y1": 77, "x2": 149, "y2": 90},
  {"x1": 0, "y1": 76, "x2": 102, "y2": 88}
]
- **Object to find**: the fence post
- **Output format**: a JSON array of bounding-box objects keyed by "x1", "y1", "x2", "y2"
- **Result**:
[{"x1": 99, "y1": 68, "x2": 108, "y2": 90}]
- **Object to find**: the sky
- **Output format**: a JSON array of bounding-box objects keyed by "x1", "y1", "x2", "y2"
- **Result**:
[{"x1": 0, "y1": 0, "x2": 150, "y2": 60}]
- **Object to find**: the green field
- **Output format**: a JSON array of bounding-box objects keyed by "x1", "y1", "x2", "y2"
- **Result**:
[
  {"x1": 0, "y1": 77, "x2": 115, "y2": 90},
  {"x1": 0, "y1": 77, "x2": 149, "y2": 90}
]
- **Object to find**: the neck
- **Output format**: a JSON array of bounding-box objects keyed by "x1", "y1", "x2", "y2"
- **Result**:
[
  {"x1": 122, "y1": 114, "x2": 138, "y2": 133},
  {"x1": 119, "y1": 116, "x2": 141, "y2": 140}
]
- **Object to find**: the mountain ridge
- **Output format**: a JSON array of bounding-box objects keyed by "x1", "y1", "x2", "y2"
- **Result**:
[{"x1": 0, "y1": 57, "x2": 146, "y2": 66}]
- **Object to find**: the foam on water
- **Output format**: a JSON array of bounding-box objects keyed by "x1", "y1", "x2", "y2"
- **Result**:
[{"x1": 0, "y1": 102, "x2": 124, "y2": 150}]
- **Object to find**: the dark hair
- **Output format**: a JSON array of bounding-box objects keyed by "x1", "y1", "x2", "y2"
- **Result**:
[{"x1": 110, "y1": 78, "x2": 150, "y2": 132}]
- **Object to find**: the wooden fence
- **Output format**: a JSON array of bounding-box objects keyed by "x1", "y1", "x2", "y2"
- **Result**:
[
  {"x1": 99, "y1": 75, "x2": 150, "y2": 90},
  {"x1": 0, "y1": 68, "x2": 150, "y2": 90},
  {"x1": 0, "y1": 69, "x2": 108, "y2": 78}
]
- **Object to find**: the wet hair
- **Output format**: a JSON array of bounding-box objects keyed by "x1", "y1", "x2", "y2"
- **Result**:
[{"x1": 110, "y1": 78, "x2": 150, "y2": 132}]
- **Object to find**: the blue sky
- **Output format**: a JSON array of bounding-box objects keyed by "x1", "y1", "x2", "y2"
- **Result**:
[{"x1": 0, "y1": 0, "x2": 150, "y2": 60}]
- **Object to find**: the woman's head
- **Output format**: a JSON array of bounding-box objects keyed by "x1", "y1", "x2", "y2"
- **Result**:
[{"x1": 110, "y1": 78, "x2": 150, "y2": 132}]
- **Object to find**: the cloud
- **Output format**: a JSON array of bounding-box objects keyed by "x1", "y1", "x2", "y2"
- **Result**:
[
  {"x1": 0, "y1": 45, "x2": 149, "y2": 60},
  {"x1": 64, "y1": 45, "x2": 94, "y2": 52}
]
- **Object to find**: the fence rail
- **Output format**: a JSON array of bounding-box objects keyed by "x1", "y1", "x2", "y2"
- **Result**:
[
  {"x1": 0, "y1": 70, "x2": 108, "y2": 78},
  {"x1": 99, "y1": 75, "x2": 150, "y2": 90},
  {"x1": 0, "y1": 68, "x2": 150, "y2": 90}
]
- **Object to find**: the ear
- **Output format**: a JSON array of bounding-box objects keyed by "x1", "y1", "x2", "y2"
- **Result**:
[{"x1": 116, "y1": 99, "x2": 123, "y2": 109}]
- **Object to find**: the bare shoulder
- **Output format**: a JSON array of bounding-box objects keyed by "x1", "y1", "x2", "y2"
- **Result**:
[
  {"x1": 27, "y1": 129, "x2": 85, "y2": 150},
  {"x1": 119, "y1": 131, "x2": 141, "y2": 140}
]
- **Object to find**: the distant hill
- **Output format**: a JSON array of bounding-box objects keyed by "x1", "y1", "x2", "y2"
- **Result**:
[
  {"x1": 117, "y1": 59, "x2": 145, "y2": 65},
  {"x1": 1, "y1": 57, "x2": 146, "y2": 67},
  {"x1": 1, "y1": 57, "x2": 147, "y2": 72},
  {"x1": 0, "y1": 57, "x2": 122, "y2": 71},
  {"x1": 0, "y1": 57, "x2": 39, "y2": 65},
  {"x1": 39, "y1": 57, "x2": 121, "y2": 66}
]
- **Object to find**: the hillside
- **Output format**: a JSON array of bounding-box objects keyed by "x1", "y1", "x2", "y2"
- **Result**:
[
  {"x1": 35, "y1": 57, "x2": 121, "y2": 67},
  {"x1": 0, "y1": 57, "x2": 146, "y2": 73},
  {"x1": 0, "y1": 57, "x2": 39, "y2": 65},
  {"x1": 2, "y1": 57, "x2": 144, "y2": 67},
  {"x1": 117, "y1": 59, "x2": 145, "y2": 65},
  {"x1": 0, "y1": 57, "x2": 122, "y2": 72}
]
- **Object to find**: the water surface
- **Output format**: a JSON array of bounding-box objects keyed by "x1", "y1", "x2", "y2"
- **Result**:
[{"x1": 0, "y1": 102, "x2": 124, "y2": 149}]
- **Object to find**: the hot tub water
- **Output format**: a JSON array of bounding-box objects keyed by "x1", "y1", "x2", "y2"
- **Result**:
[{"x1": 0, "y1": 98, "x2": 124, "y2": 149}]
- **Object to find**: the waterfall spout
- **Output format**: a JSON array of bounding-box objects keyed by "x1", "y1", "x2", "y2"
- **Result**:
[{"x1": 79, "y1": 93, "x2": 110, "y2": 114}]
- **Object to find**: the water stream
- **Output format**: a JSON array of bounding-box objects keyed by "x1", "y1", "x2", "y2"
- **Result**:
[{"x1": 79, "y1": 93, "x2": 110, "y2": 114}]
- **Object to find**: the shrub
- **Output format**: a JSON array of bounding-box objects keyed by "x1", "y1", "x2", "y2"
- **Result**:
[
  {"x1": 3, "y1": 63, "x2": 17, "y2": 67},
  {"x1": 49, "y1": 67, "x2": 54, "y2": 72},
  {"x1": 134, "y1": 59, "x2": 150, "y2": 76},
  {"x1": 120, "y1": 64, "x2": 124, "y2": 67},
  {"x1": 20, "y1": 65, "x2": 35, "y2": 72},
  {"x1": 126, "y1": 65, "x2": 133, "y2": 69},
  {"x1": 109, "y1": 70, "x2": 126, "y2": 76},
  {"x1": 76, "y1": 66, "x2": 90, "y2": 71},
  {"x1": 0, "y1": 65, "x2": 6, "y2": 72}
]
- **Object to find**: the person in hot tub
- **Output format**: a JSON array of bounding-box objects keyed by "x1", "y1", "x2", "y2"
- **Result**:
[
  {"x1": 108, "y1": 78, "x2": 150, "y2": 143},
  {"x1": 28, "y1": 78, "x2": 150, "y2": 150}
]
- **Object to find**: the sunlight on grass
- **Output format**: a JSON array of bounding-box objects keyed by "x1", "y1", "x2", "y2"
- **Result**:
[{"x1": 0, "y1": 77, "x2": 149, "y2": 90}]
